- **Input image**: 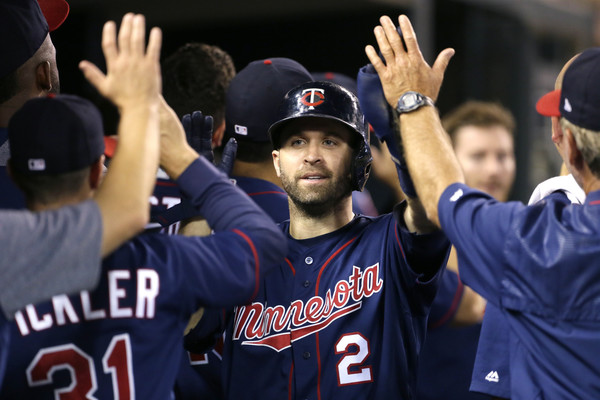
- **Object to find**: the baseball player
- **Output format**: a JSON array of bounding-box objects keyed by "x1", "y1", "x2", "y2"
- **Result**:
[
  {"x1": 0, "y1": 15, "x2": 287, "y2": 400},
  {"x1": 149, "y1": 42, "x2": 236, "y2": 235},
  {"x1": 0, "y1": 11, "x2": 167, "y2": 392},
  {"x1": 186, "y1": 80, "x2": 450, "y2": 399},
  {"x1": 469, "y1": 54, "x2": 585, "y2": 400},
  {"x1": 368, "y1": 14, "x2": 600, "y2": 399}
]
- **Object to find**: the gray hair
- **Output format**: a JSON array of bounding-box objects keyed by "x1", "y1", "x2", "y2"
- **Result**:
[{"x1": 560, "y1": 118, "x2": 600, "y2": 177}]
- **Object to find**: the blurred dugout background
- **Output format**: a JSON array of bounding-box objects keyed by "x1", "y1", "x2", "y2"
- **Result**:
[{"x1": 54, "y1": 0, "x2": 599, "y2": 202}]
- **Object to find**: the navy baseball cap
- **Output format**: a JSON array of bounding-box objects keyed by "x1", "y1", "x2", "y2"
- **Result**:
[
  {"x1": 225, "y1": 58, "x2": 313, "y2": 143},
  {"x1": 0, "y1": 0, "x2": 70, "y2": 79},
  {"x1": 8, "y1": 94, "x2": 105, "y2": 174},
  {"x1": 312, "y1": 71, "x2": 358, "y2": 96},
  {"x1": 537, "y1": 48, "x2": 600, "y2": 131}
]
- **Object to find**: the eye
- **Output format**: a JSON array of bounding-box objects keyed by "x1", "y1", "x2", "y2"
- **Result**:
[
  {"x1": 470, "y1": 152, "x2": 485, "y2": 161},
  {"x1": 322, "y1": 138, "x2": 337, "y2": 146},
  {"x1": 290, "y1": 138, "x2": 306, "y2": 147}
]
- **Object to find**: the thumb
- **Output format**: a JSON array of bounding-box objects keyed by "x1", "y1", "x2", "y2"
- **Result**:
[
  {"x1": 79, "y1": 61, "x2": 107, "y2": 94},
  {"x1": 432, "y1": 48, "x2": 455, "y2": 76}
]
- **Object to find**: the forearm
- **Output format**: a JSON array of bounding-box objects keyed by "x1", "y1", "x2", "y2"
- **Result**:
[
  {"x1": 95, "y1": 102, "x2": 160, "y2": 256},
  {"x1": 399, "y1": 107, "x2": 463, "y2": 226}
]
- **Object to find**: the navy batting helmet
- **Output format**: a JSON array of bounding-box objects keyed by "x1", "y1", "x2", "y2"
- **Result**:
[{"x1": 269, "y1": 81, "x2": 372, "y2": 191}]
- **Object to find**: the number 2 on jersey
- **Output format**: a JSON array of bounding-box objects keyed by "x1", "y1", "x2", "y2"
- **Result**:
[
  {"x1": 26, "y1": 333, "x2": 134, "y2": 400},
  {"x1": 335, "y1": 332, "x2": 373, "y2": 386}
]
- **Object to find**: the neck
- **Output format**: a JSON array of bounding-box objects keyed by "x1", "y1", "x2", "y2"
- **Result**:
[
  {"x1": 288, "y1": 195, "x2": 354, "y2": 239},
  {"x1": 29, "y1": 191, "x2": 92, "y2": 212},
  {"x1": 232, "y1": 159, "x2": 282, "y2": 187},
  {"x1": 582, "y1": 175, "x2": 600, "y2": 195}
]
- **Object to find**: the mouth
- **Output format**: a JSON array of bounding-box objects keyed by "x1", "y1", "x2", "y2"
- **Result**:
[{"x1": 299, "y1": 171, "x2": 329, "y2": 182}]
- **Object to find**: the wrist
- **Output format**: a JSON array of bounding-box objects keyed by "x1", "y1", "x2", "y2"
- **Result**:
[{"x1": 161, "y1": 146, "x2": 199, "y2": 180}]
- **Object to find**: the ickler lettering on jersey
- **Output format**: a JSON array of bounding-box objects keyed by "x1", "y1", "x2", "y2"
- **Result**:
[
  {"x1": 14, "y1": 269, "x2": 160, "y2": 336},
  {"x1": 233, "y1": 263, "x2": 383, "y2": 351}
]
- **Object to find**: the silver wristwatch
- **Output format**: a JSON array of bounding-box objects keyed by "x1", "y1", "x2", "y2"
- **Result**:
[{"x1": 395, "y1": 91, "x2": 435, "y2": 114}]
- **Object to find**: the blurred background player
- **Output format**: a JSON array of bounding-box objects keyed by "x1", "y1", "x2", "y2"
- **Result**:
[
  {"x1": 417, "y1": 100, "x2": 516, "y2": 400},
  {"x1": 148, "y1": 42, "x2": 236, "y2": 233},
  {"x1": 0, "y1": 0, "x2": 69, "y2": 208}
]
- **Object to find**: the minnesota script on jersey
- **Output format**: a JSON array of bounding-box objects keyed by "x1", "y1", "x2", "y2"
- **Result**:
[{"x1": 215, "y1": 205, "x2": 450, "y2": 399}]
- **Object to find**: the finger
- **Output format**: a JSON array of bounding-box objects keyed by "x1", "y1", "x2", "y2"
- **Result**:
[
  {"x1": 219, "y1": 138, "x2": 238, "y2": 175},
  {"x1": 373, "y1": 25, "x2": 394, "y2": 68},
  {"x1": 432, "y1": 48, "x2": 455, "y2": 76},
  {"x1": 365, "y1": 45, "x2": 386, "y2": 76},
  {"x1": 101, "y1": 21, "x2": 117, "y2": 69},
  {"x1": 380, "y1": 15, "x2": 405, "y2": 58},
  {"x1": 398, "y1": 15, "x2": 420, "y2": 57},
  {"x1": 130, "y1": 14, "x2": 146, "y2": 56},
  {"x1": 79, "y1": 60, "x2": 106, "y2": 93},
  {"x1": 146, "y1": 27, "x2": 162, "y2": 62},
  {"x1": 182, "y1": 113, "x2": 192, "y2": 140},
  {"x1": 202, "y1": 115, "x2": 213, "y2": 138},
  {"x1": 117, "y1": 13, "x2": 134, "y2": 55}
]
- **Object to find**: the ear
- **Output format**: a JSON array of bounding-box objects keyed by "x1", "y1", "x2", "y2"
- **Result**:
[
  {"x1": 551, "y1": 116, "x2": 563, "y2": 144},
  {"x1": 566, "y1": 129, "x2": 584, "y2": 171},
  {"x1": 212, "y1": 120, "x2": 226, "y2": 148},
  {"x1": 89, "y1": 156, "x2": 106, "y2": 190},
  {"x1": 272, "y1": 150, "x2": 281, "y2": 177},
  {"x1": 35, "y1": 61, "x2": 52, "y2": 94}
]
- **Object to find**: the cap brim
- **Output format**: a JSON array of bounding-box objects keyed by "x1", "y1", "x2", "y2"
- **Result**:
[
  {"x1": 536, "y1": 89, "x2": 561, "y2": 117},
  {"x1": 104, "y1": 136, "x2": 117, "y2": 158},
  {"x1": 37, "y1": 0, "x2": 69, "y2": 32}
]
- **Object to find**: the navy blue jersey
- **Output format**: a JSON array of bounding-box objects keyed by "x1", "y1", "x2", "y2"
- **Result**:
[
  {"x1": 469, "y1": 190, "x2": 576, "y2": 399},
  {"x1": 0, "y1": 158, "x2": 286, "y2": 399},
  {"x1": 439, "y1": 183, "x2": 600, "y2": 399},
  {"x1": 0, "y1": 128, "x2": 26, "y2": 209},
  {"x1": 417, "y1": 269, "x2": 485, "y2": 400},
  {"x1": 215, "y1": 203, "x2": 449, "y2": 399}
]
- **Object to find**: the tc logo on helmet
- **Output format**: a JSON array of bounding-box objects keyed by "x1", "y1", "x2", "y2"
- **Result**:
[{"x1": 301, "y1": 88, "x2": 325, "y2": 109}]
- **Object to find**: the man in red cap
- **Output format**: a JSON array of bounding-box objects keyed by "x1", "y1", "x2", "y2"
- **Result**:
[{"x1": 0, "y1": 0, "x2": 70, "y2": 208}]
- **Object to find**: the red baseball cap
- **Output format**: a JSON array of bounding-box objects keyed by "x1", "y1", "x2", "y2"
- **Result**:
[
  {"x1": 38, "y1": 0, "x2": 70, "y2": 32},
  {"x1": 535, "y1": 89, "x2": 561, "y2": 117},
  {"x1": 104, "y1": 136, "x2": 118, "y2": 158}
]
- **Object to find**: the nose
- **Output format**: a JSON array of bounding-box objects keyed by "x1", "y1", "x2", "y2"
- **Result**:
[
  {"x1": 483, "y1": 156, "x2": 502, "y2": 177},
  {"x1": 304, "y1": 141, "x2": 322, "y2": 165}
]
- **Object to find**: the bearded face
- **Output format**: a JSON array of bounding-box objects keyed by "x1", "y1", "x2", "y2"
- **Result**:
[{"x1": 273, "y1": 118, "x2": 355, "y2": 217}]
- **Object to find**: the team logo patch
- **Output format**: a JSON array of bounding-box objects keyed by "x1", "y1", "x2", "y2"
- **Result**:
[
  {"x1": 233, "y1": 264, "x2": 383, "y2": 352},
  {"x1": 485, "y1": 370, "x2": 499, "y2": 383},
  {"x1": 300, "y1": 88, "x2": 325, "y2": 109},
  {"x1": 235, "y1": 125, "x2": 248, "y2": 135},
  {"x1": 28, "y1": 159, "x2": 46, "y2": 171},
  {"x1": 563, "y1": 98, "x2": 572, "y2": 113}
]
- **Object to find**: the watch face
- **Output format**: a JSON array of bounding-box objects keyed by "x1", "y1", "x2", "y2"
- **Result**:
[{"x1": 402, "y1": 92, "x2": 419, "y2": 107}]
